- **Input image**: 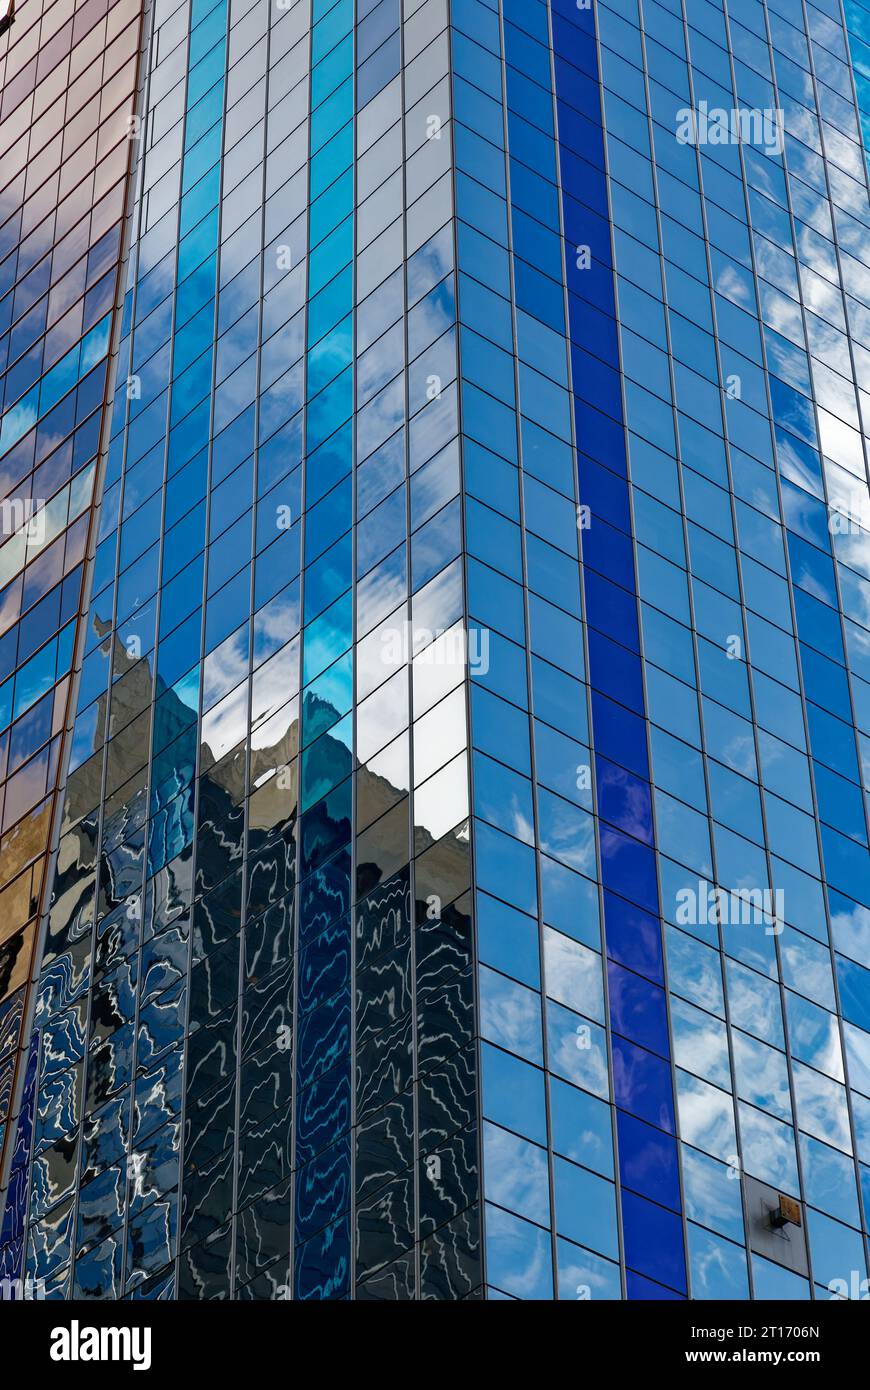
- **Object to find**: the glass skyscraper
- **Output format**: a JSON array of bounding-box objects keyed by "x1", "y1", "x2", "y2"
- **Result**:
[{"x1": 2, "y1": 0, "x2": 870, "y2": 1303}]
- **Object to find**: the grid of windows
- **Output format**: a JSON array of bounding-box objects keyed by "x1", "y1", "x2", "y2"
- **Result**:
[
  {"x1": 459, "y1": 0, "x2": 870, "y2": 1302},
  {"x1": 0, "y1": 0, "x2": 143, "y2": 1207},
  {"x1": 1, "y1": 0, "x2": 483, "y2": 1299},
  {"x1": 2, "y1": 0, "x2": 870, "y2": 1303}
]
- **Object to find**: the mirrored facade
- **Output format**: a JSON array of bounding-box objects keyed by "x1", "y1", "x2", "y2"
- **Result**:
[
  {"x1": 2, "y1": 0, "x2": 870, "y2": 1302},
  {"x1": 0, "y1": 0, "x2": 144, "y2": 1234}
]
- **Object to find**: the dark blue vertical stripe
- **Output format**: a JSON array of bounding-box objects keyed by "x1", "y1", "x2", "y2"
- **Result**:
[{"x1": 550, "y1": 0, "x2": 686, "y2": 1298}]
